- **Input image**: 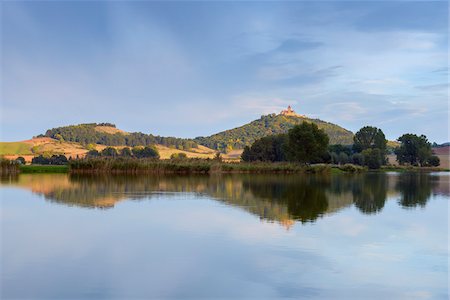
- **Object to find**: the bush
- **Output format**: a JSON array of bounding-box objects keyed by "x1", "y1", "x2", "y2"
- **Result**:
[
  {"x1": 31, "y1": 155, "x2": 68, "y2": 165},
  {"x1": 132, "y1": 146, "x2": 160, "y2": 159},
  {"x1": 170, "y1": 153, "x2": 187, "y2": 160},
  {"x1": 362, "y1": 148, "x2": 383, "y2": 169},
  {"x1": 86, "y1": 150, "x2": 100, "y2": 157},
  {"x1": 426, "y1": 155, "x2": 440, "y2": 167},
  {"x1": 351, "y1": 153, "x2": 364, "y2": 166},
  {"x1": 101, "y1": 147, "x2": 118, "y2": 157},
  {"x1": 338, "y1": 164, "x2": 365, "y2": 173},
  {"x1": 16, "y1": 157, "x2": 26, "y2": 165},
  {"x1": 120, "y1": 147, "x2": 133, "y2": 157}
]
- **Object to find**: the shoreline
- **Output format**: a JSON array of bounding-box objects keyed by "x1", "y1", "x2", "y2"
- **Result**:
[{"x1": 8, "y1": 161, "x2": 449, "y2": 175}]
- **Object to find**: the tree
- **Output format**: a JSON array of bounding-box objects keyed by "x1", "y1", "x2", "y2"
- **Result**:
[
  {"x1": 101, "y1": 147, "x2": 118, "y2": 157},
  {"x1": 351, "y1": 153, "x2": 364, "y2": 166},
  {"x1": 353, "y1": 126, "x2": 387, "y2": 152},
  {"x1": 86, "y1": 149, "x2": 100, "y2": 157},
  {"x1": 285, "y1": 123, "x2": 329, "y2": 164},
  {"x1": 16, "y1": 157, "x2": 26, "y2": 165},
  {"x1": 395, "y1": 134, "x2": 432, "y2": 166},
  {"x1": 120, "y1": 147, "x2": 133, "y2": 157},
  {"x1": 362, "y1": 148, "x2": 383, "y2": 169},
  {"x1": 353, "y1": 126, "x2": 387, "y2": 168},
  {"x1": 132, "y1": 146, "x2": 159, "y2": 159},
  {"x1": 241, "y1": 134, "x2": 287, "y2": 162},
  {"x1": 31, "y1": 154, "x2": 68, "y2": 165}
]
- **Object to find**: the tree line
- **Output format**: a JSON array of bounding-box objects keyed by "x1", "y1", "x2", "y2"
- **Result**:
[
  {"x1": 43, "y1": 123, "x2": 198, "y2": 150},
  {"x1": 86, "y1": 146, "x2": 160, "y2": 159},
  {"x1": 241, "y1": 122, "x2": 440, "y2": 169}
]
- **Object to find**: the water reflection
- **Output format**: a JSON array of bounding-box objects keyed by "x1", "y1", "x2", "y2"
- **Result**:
[{"x1": 2, "y1": 172, "x2": 448, "y2": 226}]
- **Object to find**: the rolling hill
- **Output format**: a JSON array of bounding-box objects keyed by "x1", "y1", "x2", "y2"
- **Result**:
[
  {"x1": 43, "y1": 123, "x2": 198, "y2": 150},
  {"x1": 0, "y1": 113, "x2": 355, "y2": 160},
  {"x1": 7, "y1": 110, "x2": 425, "y2": 163},
  {"x1": 194, "y1": 114, "x2": 354, "y2": 152}
]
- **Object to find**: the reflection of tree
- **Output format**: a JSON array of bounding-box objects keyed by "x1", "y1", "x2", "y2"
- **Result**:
[
  {"x1": 351, "y1": 173, "x2": 387, "y2": 214},
  {"x1": 396, "y1": 173, "x2": 437, "y2": 208},
  {"x1": 242, "y1": 176, "x2": 329, "y2": 223},
  {"x1": 5, "y1": 172, "x2": 441, "y2": 226}
]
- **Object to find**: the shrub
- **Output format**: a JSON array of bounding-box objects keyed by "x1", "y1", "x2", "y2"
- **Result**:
[
  {"x1": 426, "y1": 155, "x2": 440, "y2": 167},
  {"x1": 170, "y1": 153, "x2": 187, "y2": 160},
  {"x1": 16, "y1": 157, "x2": 26, "y2": 165}
]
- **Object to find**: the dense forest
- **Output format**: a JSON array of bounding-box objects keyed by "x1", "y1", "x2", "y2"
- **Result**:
[
  {"x1": 43, "y1": 123, "x2": 198, "y2": 150},
  {"x1": 194, "y1": 114, "x2": 354, "y2": 152}
]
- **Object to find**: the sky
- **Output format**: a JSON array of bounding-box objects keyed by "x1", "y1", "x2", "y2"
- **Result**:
[{"x1": 1, "y1": 1, "x2": 448, "y2": 143}]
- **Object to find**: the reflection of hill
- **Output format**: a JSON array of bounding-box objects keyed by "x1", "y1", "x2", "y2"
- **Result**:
[{"x1": 2, "y1": 173, "x2": 446, "y2": 226}]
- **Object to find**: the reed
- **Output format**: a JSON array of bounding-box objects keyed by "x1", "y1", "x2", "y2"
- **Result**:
[
  {"x1": 0, "y1": 158, "x2": 20, "y2": 176},
  {"x1": 69, "y1": 158, "x2": 357, "y2": 174}
]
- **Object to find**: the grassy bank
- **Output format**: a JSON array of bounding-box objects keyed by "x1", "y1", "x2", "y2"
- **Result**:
[
  {"x1": 69, "y1": 158, "x2": 366, "y2": 174},
  {"x1": 380, "y1": 165, "x2": 450, "y2": 172},
  {"x1": 20, "y1": 165, "x2": 69, "y2": 173}
]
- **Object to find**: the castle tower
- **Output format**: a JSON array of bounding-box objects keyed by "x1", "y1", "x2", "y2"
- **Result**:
[
  {"x1": 280, "y1": 105, "x2": 297, "y2": 116},
  {"x1": 280, "y1": 105, "x2": 306, "y2": 118}
]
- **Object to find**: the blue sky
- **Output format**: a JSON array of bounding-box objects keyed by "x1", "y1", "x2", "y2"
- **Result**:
[{"x1": 1, "y1": 1, "x2": 448, "y2": 142}]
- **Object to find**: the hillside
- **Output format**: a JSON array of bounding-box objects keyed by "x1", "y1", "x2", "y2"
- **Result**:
[
  {"x1": 194, "y1": 114, "x2": 354, "y2": 152},
  {"x1": 43, "y1": 123, "x2": 197, "y2": 150},
  {"x1": 0, "y1": 137, "x2": 224, "y2": 162}
]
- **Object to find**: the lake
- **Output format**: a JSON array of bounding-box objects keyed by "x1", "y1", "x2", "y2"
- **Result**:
[{"x1": 1, "y1": 172, "x2": 448, "y2": 299}]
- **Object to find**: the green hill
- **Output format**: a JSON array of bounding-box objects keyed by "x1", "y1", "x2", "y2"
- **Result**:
[
  {"x1": 43, "y1": 123, "x2": 198, "y2": 150},
  {"x1": 194, "y1": 114, "x2": 354, "y2": 152}
]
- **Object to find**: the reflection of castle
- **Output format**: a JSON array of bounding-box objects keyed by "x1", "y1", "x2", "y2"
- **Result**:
[{"x1": 280, "y1": 105, "x2": 305, "y2": 117}]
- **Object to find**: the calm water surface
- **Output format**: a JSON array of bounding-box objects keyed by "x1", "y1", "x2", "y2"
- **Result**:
[{"x1": 1, "y1": 173, "x2": 448, "y2": 299}]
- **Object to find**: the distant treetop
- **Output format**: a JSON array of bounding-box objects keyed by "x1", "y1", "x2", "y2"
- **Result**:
[{"x1": 97, "y1": 123, "x2": 116, "y2": 128}]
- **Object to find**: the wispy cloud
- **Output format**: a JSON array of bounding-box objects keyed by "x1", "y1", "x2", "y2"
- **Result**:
[{"x1": 1, "y1": 1, "x2": 448, "y2": 142}]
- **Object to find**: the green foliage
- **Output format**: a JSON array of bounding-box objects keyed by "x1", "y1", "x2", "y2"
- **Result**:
[
  {"x1": 16, "y1": 157, "x2": 26, "y2": 165},
  {"x1": 426, "y1": 155, "x2": 440, "y2": 167},
  {"x1": 194, "y1": 114, "x2": 353, "y2": 152},
  {"x1": 120, "y1": 147, "x2": 133, "y2": 157},
  {"x1": 101, "y1": 147, "x2": 118, "y2": 157},
  {"x1": 337, "y1": 164, "x2": 366, "y2": 173},
  {"x1": 353, "y1": 126, "x2": 387, "y2": 153},
  {"x1": 362, "y1": 148, "x2": 383, "y2": 169},
  {"x1": 328, "y1": 144, "x2": 352, "y2": 156},
  {"x1": 44, "y1": 123, "x2": 197, "y2": 150},
  {"x1": 286, "y1": 123, "x2": 329, "y2": 164},
  {"x1": 54, "y1": 133, "x2": 64, "y2": 142},
  {"x1": 395, "y1": 134, "x2": 432, "y2": 166},
  {"x1": 170, "y1": 153, "x2": 188, "y2": 160},
  {"x1": 241, "y1": 134, "x2": 287, "y2": 162},
  {"x1": 352, "y1": 126, "x2": 387, "y2": 169},
  {"x1": 351, "y1": 153, "x2": 365, "y2": 165},
  {"x1": 132, "y1": 146, "x2": 160, "y2": 159},
  {"x1": 31, "y1": 155, "x2": 68, "y2": 165},
  {"x1": 86, "y1": 150, "x2": 101, "y2": 157},
  {"x1": 86, "y1": 143, "x2": 96, "y2": 151}
]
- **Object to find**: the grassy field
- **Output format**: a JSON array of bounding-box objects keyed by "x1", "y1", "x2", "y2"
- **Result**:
[
  {"x1": 20, "y1": 165, "x2": 69, "y2": 173},
  {"x1": 0, "y1": 142, "x2": 33, "y2": 155}
]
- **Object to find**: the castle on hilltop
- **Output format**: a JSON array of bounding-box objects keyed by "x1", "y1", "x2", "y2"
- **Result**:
[{"x1": 280, "y1": 105, "x2": 305, "y2": 117}]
